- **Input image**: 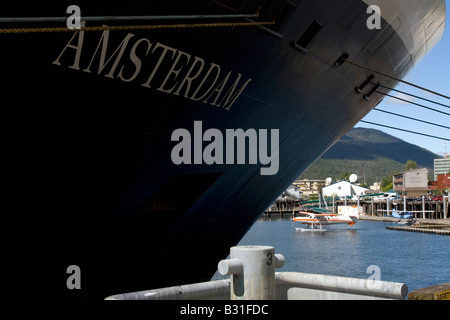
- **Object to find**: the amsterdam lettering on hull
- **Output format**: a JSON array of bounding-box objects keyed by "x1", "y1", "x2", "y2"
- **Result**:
[{"x1": 52, "y1": 23, "x2": 252, "y2": 111}]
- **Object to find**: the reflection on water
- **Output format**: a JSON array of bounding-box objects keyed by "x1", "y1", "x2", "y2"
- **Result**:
[{"x1": 213, "y1": 218, "x2": 450, "y2": 293}]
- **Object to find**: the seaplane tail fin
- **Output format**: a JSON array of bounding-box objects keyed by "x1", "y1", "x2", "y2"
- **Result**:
[{"x1": 347, "y1": 215, "x2": 359, "y2": 226}]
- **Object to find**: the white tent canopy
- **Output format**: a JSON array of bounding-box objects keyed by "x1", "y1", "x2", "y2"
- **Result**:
[{"x1": 322, "y1": 181, "x2": 369, "y2": 198}]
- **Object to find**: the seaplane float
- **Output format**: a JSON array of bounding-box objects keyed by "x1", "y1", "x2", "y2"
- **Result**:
[{"x1": 292, "y1": 208, "x2": 359, "y2": 232}]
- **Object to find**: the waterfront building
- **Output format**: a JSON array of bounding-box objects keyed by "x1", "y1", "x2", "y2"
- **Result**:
[
  {"x1": 434, "y1": 154, "x2": 450, "y2": 180},
  {"x1": 393, "y1": 168, "x2": 429, "y2": 196}
]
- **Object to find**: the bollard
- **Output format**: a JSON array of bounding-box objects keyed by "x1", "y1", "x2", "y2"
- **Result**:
[{"x1": 218, "y1": 246, "x2": 285, "y2": 300}]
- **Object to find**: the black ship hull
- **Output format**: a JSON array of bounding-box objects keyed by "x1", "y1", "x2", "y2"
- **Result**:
[{"x1": 1, "y1": 0, "x2": 444, "y2": 299}]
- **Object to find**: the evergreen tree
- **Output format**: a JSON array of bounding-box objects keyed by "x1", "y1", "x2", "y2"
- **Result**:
[{"x1": 405, "y1": 160, "x2": 417, "y2": 171}]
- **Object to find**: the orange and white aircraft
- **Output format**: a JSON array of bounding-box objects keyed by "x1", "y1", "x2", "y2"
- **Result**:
[{"x1": 292, "y1": 209, "x2": 359, "y2": 231}]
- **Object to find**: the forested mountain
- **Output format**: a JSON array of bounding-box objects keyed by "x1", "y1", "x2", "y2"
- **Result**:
[{"x1": 298, "y1": 128, "x2": 439, "y2": 184}]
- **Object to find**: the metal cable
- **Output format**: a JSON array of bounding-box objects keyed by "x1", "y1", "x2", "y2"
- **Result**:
[
  {"x1": 360, "y1": 120, "x2": 450, "y2": 142},
  {"x1": 376, "y1": 91, "x2": 450, "y2": 117},
  {"x1": 371, "y1": 82, "x2": 450, "y2": 110},
  {"x1": 373, "y1": 109, "x2": 450, "y2": 130}
]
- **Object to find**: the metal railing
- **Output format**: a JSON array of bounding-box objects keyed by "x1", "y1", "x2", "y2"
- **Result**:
[{"x1": 105, "y1": 245, "x2": 408, "y2": 300}]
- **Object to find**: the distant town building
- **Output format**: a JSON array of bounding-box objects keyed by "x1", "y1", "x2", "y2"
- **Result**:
[
  {"x1": 322, "y1": 181, "x2": 369, "y2": 198},
  {"x1": 434, "y1": 153, "x2": 450, "y2": 180},
  {"x1": 393, "y1": 167, "x2": 429, "y2": 196},
  {"x1": 429, "y1": 174, "x2": 450, "y2": 194},
  {"x1": 370, "y1": 182, "x2": 381, "y2": 192},
  {"x1": 293, "y1": 179, "x2": 325, "y2": 199}
]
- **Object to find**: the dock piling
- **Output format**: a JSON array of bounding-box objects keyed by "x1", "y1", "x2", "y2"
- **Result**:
[{"x1": 444, "y1": 196, "x2": 448, "y2": 219}]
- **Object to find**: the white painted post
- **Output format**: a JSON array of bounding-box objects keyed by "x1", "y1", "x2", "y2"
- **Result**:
[
  {"x1": 403, "y1": 196, "x2": 407, "y2": 212},
  {"x1": 218, "y1": 246, "x2": 285, "y2": 300},
  {"x1": 386, "y1": 197, "x2": 390, "y2": 216},
  {"x1": 422, "y1": 196, "x2": 425, "y2": 219}
]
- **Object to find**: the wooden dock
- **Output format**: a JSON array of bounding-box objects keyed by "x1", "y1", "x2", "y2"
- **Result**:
[{"x1": 386, "y1": 225, "x2": 450, "y2": 235}]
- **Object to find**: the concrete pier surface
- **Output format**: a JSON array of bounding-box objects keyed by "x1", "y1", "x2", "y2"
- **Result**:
[{"x1": 408, "y1": 282, "x2": 450, "y2": 300}]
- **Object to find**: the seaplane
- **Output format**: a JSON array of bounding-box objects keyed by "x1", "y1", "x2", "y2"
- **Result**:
[
  {"x1": 292, "y1": 208, "x2": 359, "y2": 232},
  {"x1": 377, "y1": 209, "x2": 426, "y2": 225}
]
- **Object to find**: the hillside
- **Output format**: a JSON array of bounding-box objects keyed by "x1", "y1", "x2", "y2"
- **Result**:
[{"x1": 298, "y1": 128, "x2": 439, "y2": 184}]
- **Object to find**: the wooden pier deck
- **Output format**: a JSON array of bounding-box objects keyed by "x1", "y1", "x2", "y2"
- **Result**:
[
  {"x1": 386, "y1": 225, "x2": 450, "y2": 235},
  {"x1": 360, "y1": 215, "x2": 450, "y2": 234}
]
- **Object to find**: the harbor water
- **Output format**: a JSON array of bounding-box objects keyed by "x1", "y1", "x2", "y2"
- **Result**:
[{"x1": 213, "y1": 218, "x2": 449, "y2": 293}]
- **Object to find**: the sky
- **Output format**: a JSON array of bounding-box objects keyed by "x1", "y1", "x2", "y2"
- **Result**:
[{"x1": 355, "y1": 0, "x2": 450, "y2": 156}]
